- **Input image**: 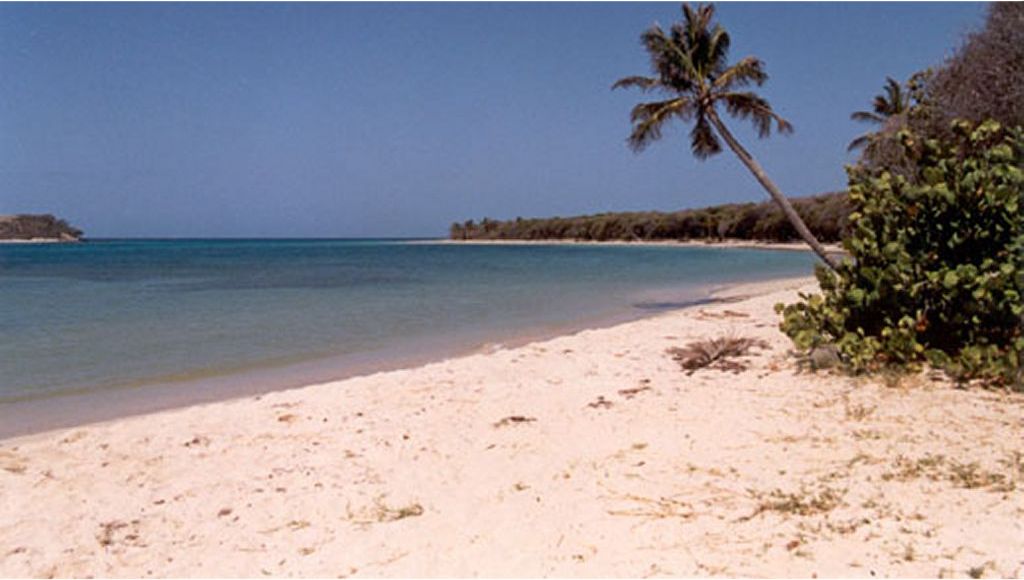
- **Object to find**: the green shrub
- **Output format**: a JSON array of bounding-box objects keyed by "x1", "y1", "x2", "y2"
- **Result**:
[{"x1": 778, "y1": 120, "x2": 1024, "y2": 387}]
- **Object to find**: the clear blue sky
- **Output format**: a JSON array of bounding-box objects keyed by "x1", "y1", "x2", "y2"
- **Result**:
[{"x1": 0, "y1": 2, "x2": 986, "y2": 238}]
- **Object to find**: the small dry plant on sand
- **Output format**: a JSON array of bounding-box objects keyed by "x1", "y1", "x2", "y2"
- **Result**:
[
  {"x1": 346, "y1": 496, "x2": 424, "y2": 525},
  {"x1": 881, "y1": 453, "x2": 1017, "y2": 492},
  {"x1": 741, "y1": 484, "x2": 845, "y2": 521},
  {"x1": 667, "y1": 335, "x2": 769, "y2": 375}
]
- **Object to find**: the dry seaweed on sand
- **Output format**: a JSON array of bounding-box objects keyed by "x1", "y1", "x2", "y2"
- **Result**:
[
  {"x1": 667, "y1": 336, "x2": 770, "y2": 375},
  {"x1": 492, "y1": 415, "x2": 537, "y2": 428}
]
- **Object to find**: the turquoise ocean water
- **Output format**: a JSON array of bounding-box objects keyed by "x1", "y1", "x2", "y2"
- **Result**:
[{"x1": 0, "y1": 239, "x2": 815, "y2": 433}]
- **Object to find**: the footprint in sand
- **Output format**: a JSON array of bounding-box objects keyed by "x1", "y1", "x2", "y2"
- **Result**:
[
  {"x1": 0, "y1": 450, "x2": 27, "y2": 474},
  {"x1": 59, "y1": 430, "x2": 89, "y2": 445}
]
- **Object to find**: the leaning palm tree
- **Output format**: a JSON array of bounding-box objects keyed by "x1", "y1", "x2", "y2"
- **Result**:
[
  {"x1": 847, "y1": 77, "x2": 909, "y2": 152},
  {"x1": 613, "y1": 3, "x2": 838, "y2": 270}
]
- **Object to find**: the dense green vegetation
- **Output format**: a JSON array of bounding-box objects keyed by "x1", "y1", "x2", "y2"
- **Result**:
[
  {"x1": 450, "y1": 192, "x2": 849, "y2": 243},
  {"x1": 781, "y1": 3, "x2": 1024, "y2": 388},
  {"x1": 780, "y1": 121, "x2": 1023, "y2": 386}
]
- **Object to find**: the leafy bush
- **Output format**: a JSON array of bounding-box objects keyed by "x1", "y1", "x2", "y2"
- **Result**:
[{"x1": 778, "y1": 120, "x2": 1024, "y2": 387}]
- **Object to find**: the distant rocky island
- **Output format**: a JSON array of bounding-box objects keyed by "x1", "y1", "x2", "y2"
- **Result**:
[{"x1": 0, "y1": 214, "x2": 83, "y2": 242}]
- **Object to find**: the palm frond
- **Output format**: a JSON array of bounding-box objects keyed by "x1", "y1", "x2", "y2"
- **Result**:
[
  {"x1": 612, "y1": 75, "x2": 661, "y2": 92},
  {"x1": 850, "y1": 110, "x2": 885, "y2": 124},
  {"x1": 626, "y1": 97, "x2": 694, "y2": 152},
  {"x1": 847, "y1": 133, "x2": 872, "y2": 152},
  {"x1": 641, "y1": 25, "x2": 699, "y2": 92},
  {"x1": 713, "y1": 56, "x2": 766, "y2": 90},
  {"x1": 720, "y1": 92, "x2": 793, "y2": 138},
  {"x1": 863, "y1": 77, "x2": 909, "y2": 118},
  {"x1": 675, "y1": 4, "x2": 720, "y2": 79},
  {"x1": 682, "y1": 3, "x2": 715, "y2": 45},
  {"x1": 690, "y1": 113, "x2": 722, "y2": 159},
  {"x1": 706, "y1": 24, "x2": 731, "y2": 75},
  {"x1": 882, "y1": 77, "x2": 904, "y2": 113},
  {"x1": 871, "y1": 95, "x2": 893, "y2": 115}
]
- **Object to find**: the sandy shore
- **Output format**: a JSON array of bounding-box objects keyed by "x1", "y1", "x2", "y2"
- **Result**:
[
  {"x1": 2, "y1": 277, "x2": 1021, "y2": 577},
  {"x1": 423, "y1": 238, "x2": 847, "y2": 255},
  {"x1": 0, "y1": 238, "x2": 76, "y2": 244}
]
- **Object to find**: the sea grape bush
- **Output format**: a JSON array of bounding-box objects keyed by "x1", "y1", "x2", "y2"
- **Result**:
[{"x1": 778, "y1": 120, "x2": 1024, "y2": 387}]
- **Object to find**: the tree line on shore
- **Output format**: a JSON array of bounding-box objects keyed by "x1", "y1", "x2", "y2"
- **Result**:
[{"x1": 449, "y1": 191, "x2": 850, "y2": 243}]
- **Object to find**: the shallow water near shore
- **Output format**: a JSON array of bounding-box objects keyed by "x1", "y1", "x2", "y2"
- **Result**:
[{"x1": 0, "y1": 239, "x2": 815, "y2": 434}]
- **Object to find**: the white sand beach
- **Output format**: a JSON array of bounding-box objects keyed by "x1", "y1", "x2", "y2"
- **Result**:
[
  {"x1": 0, "y1": 238, "x2": 74, "y2": 244},
  {"x1": 1, "y1": 277, "x2": 1021, "y2": 577}
]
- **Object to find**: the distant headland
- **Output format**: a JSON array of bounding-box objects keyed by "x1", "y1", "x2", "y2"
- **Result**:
[{"x1": 0, "y1": 214, "x2": 83, "y2": 243}]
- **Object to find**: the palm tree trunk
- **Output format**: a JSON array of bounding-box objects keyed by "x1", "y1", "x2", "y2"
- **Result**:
[{"x1": 707, "y1": 109, "x2": 840, "y2": 270}]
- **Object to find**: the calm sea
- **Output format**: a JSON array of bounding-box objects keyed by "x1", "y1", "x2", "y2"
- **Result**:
[{"x1": 0, "y1": 239, "x2": 814, "y2": 432}]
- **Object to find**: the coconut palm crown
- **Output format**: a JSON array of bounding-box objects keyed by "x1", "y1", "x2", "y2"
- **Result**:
[
  {"x1": 613, "y1": 3, "x2": 791, "y2": 157},
  {"x1": 613, "y1": 3, "x2": 838, "y2": 269},
  {"x1": 848, "y1": 77, "x2": 910, "y2": 152}
]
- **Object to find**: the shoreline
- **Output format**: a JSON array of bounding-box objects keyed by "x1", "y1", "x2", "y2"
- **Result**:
[
  {"x1": 2, "y1": 275, "x2": 1021, "y2": 577},
  {"x1": 0, "y1": 237, "x2": 79, "y2": 244},
  {"x1": 0, "y1": 275, "x2": 751, "y2": 440},
  {"x1": 420, "y1": 237, "x2": 847, "y2": 254}
]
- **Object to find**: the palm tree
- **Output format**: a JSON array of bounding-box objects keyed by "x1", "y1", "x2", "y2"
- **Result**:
[
  {"x1": 848, "y1": 77, "x2": 909, "y2": 152},
  {"x1": 613, "y1": 3, "x2": 838, "y2": 270}
]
